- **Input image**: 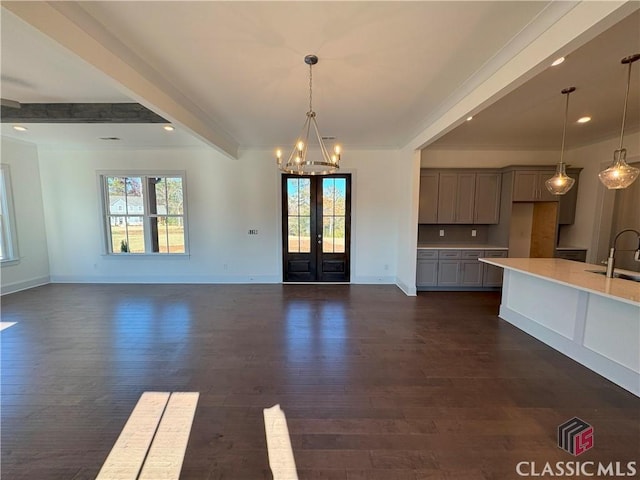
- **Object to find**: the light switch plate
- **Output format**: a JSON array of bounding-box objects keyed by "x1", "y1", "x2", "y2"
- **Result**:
[{"x1": 439, "y1": 229, "x2": 445, "y2": 237}]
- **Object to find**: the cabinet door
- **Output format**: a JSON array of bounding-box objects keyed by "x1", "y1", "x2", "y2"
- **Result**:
[
  {"x1": 437, "y1": 173, "x2": 457, "y2": 223},
  {"x1": 474, "y1": 173, "x2": 501, "y2": 224},
  {"x1": 460, "y1": 260, "x2": 483, "y2": 286},
  {"x1": 455, "y1": 173, "x2": 476, "y2": 223},
  {"x1": 537, "y1": 171, "x2": 558, "y2": 201},
  {"x1": 437, "y1": 261, "x2": 460, "y2": 285},
  {"x1": 482, "y1": 250, "x2": 508, "y2": 287},
  {"x1": 512, "y1": 171, "x2": 538, "y2": 201},
  {"x1": 418, "y1": 172, "x2": 439, "y2": 224},
  {"x1": 416, "y1": 260, "x2": 438, "y2": 286}
]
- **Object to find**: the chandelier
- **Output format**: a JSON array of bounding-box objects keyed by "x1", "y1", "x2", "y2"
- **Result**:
[
  {"x1": 276, "y1": 55, "x2": 341, "y2": 175},
  {"x1": 545, "y1": 87, "x2": 576, "y2": 195},
  {"x1": 598, "y1": 53, "x2": 640, "y2": 189}
]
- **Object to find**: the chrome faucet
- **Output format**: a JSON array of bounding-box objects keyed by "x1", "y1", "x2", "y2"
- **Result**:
[{"x1": 606, "y1": 229, "x2": 640, "y2": 278}]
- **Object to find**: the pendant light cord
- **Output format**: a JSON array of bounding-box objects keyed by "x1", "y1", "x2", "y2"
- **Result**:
[
  {"x1": 618, "y1": 60, "x2": 633, "y2": 150},
  {"x1": 559, "y1": 90, "x2": 570, "y2": 166}
]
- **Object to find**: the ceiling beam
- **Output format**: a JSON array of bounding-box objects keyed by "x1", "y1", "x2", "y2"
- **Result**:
[
  {"x1": 2, "y1": 1, "x2": 239, "y2": 159},
  {"x1": 1, "y1": 103, "x2": 168, "y2": 123},
  {"x1": 408, "y1": 1, "x2": 639, "y2": 152}
]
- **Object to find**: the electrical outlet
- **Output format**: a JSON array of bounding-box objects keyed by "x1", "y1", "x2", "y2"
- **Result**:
[
  {"x1": 439, "y1": 229, "x2": 445, "y2": 237},
  {"x1": 471, "y1": 229, "x2": 477, "y2": 237}
]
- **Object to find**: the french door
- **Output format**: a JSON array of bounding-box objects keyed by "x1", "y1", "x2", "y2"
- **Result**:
[{"x1": 282, "y1": 174, "x2": 351, "y2": 282}]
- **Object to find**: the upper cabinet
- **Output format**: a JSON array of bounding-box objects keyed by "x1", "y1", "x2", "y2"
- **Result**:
[
  {"x1": 418, "y1": 172, "x2": 439, "y2": 224},
  {"x1": 474, "y1": 172, "x2": 502, "y2": 224},
  {"x1": 419, "y1": 169, "x2": 501, "y2": 225},
  {"x1": 437, "y1": 172, "x2": 475, "y2": 224},
  {"x1": 512, "y1": 169, "x2": 557, "y2": 202}
]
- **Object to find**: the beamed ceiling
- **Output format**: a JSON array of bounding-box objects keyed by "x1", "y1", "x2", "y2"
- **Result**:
[{"x1": 0, "y1": 2, "x2": 638, "y2": 154}]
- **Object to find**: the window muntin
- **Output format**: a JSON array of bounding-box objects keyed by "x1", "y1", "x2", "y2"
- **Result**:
[
  {"x1": 102, "y1": 173, "x2": 187, "y2": 255},
  {"x1": 0, "y1": 164, "x2": 19, "y2": 263}
]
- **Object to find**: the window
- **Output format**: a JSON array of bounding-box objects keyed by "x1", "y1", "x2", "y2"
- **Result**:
[
  {"x1": 101, "y1": 173, "x2": 188, "y2": 255},
  {"x1": 0, "y1": 164, "x2": 19, "y2": 263}
]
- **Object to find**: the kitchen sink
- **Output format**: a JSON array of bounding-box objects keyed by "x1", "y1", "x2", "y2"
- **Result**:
[{"x1": 585, "y1": 269, "x2": 640, "y2": 282}]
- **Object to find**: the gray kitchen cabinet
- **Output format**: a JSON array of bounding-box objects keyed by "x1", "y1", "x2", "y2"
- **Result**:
[
  {"x1": 557, "y1": 168, "x2": 582, "y2": 225},
  {"x1": 418, "y1": 172, "x2": 439, "y2": 224},
  {"x1": 416, "y1": 248, "x2": 508, "y2": 290},
  {"x1": 555, "y1": 249, "x2": 587, "y2": 262},
  {"x1": 437, "y1": 172, "x2": 476, "y2": 224},
  {"x1": 416, "y1": 250, "x2": 438, "y2": 286},
  {"x1": 474, "y1": 173, "x2": 501, "y2": 224},
  {"x1": 512, "y1": 170, "x2": 557, "y2": 202},
  {"x1": 437, "y1": 250, "x2": 461, "y2": 285},
  {"x1": 460, "y1": 250, "x2": 484, "y2": 286},
  {"x1": 482, "y1": 250, "x2": 508, "y2": 286}
]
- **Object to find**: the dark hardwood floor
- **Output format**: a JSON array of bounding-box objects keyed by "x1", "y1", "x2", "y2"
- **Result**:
[{"x1": 1, "y1": 284, "x2": 638, "y2": 479}]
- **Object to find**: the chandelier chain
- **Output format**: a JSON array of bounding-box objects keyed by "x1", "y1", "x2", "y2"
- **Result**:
[{"x1": 308, "y1": 63, "x2": 313, "y2": 113}]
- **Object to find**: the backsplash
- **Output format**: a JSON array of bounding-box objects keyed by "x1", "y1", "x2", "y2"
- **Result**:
[{"x1": 418, "y1": 225, "x2": 489, "y2": 244}]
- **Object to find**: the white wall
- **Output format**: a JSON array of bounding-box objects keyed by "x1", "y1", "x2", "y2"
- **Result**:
[
  {"x1": 36, "y1": 146, "x2": 403, "y2": 284},
  {"x1": 562, "y1": 129, "x2": 640, "y2": 263},
  {"x1": 0, "y1": 137, "x2": 50, "y2": 293}
]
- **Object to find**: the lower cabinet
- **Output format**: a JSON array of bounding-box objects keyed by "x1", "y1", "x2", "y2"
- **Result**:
[
  {"x1": 482, "y1": 250, "x2": 508, "y2": 286},
  {"x1": 417, "y1": 248, "x2": 508, "y2": 289},
  {"x1": 555, "y1": 249, "x2": 587, "y2": 262}
]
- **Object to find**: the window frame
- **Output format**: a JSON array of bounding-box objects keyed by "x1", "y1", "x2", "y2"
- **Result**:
[
  {"x1": 98, "y1": 170, "x2": 189, "y2": 256},
  {"x1": 0, "y1": 164, "x2": 20, "y2": 265}
]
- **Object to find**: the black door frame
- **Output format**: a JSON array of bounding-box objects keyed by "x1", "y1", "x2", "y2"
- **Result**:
[{"x1": 281, "y1": 174, "x2": 351, "y2": 282}]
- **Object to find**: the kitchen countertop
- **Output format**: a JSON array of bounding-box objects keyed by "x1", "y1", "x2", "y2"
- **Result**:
[
  {"x1": 417, "y1": 244, "x2": 508, "y2": 250},
  {"x1": 479, "y1": 257, "x2": 640, "y2": 306}
]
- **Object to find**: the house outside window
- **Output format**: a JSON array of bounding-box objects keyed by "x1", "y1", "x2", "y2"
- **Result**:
[
  {"x1": 100, "y1": 172, "x2": 188, "y2": 255},
  {"x1": 0, "y1": 164, "x2": 19, "y2": 264}
]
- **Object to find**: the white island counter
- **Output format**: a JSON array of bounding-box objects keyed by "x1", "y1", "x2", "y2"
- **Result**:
[{"x1": 479, "y1": 258, "x2": 640, "y2": 396}]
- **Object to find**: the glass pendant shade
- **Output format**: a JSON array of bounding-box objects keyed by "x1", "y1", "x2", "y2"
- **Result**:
[
  {"x1": 545, "y1": 162, "x2": 575, "y2": 195},
  {"x1": 598, "y1": 149, "x2": 639, "y2": 189},
  {"x1": 599, "y1": 53, "x2": 640, "y2": 190}
]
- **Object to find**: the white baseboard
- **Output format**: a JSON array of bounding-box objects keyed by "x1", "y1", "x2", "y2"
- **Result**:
[
  {"x1": 351, "y1": 275, "x2": 396, "y2": 284},
  {"x1": 49, "y1": 274, "x2": 281, "y2": 284},
  {"x1": 1, "y1": 276, "x2": 50, "y2": 295},
  {"x1": 396, "y1": 278, "x2": 417, "y2": 296}
]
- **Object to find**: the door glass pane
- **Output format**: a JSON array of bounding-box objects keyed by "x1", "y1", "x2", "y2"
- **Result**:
[
  {"x1": 334, "y1": 217, "x2": 345, "y2": 253},
  {"x1": 288, "y1": 217, "x2": 300, "y2": 252},
  {"x1": 322, "y1": 177, "x2": 346, "y2": 253},
  {"x1": 323, "y1": 216, "x2": 334, "y2": 253},
  {"x1": 334, "y1": 178, "x2": 346, "y2": 215},
  {"x1": 287, "y1": 178, "x2": 311, "y2": 253}
]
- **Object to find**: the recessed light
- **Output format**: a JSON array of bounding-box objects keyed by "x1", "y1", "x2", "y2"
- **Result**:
[
  {"x1": 12, "y1": 125, "x2": 27, "y2": 131},
  {"x1": 551, "y1": 57, "x2": 565, "y2": 67},
  {"x1": 466, "y1": 116, "x2": 473, "y2": 121},
  {"x1": 576, "y1": 116, "x2": 591, "y2": 124},
  {"x1": 163, "y1": 125, "x2": 175, "y2": 132}
]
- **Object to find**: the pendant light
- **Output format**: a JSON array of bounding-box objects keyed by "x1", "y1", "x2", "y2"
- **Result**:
[
  {"x1": 276, "y1": 55, "x2": 341, "y2": 175},
  {"x1": 545, "y1": 87, "x2": 576, "y2": 195},
  {"x1": 598, "y1": 53, "x2": 640, "y2": 189}
]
